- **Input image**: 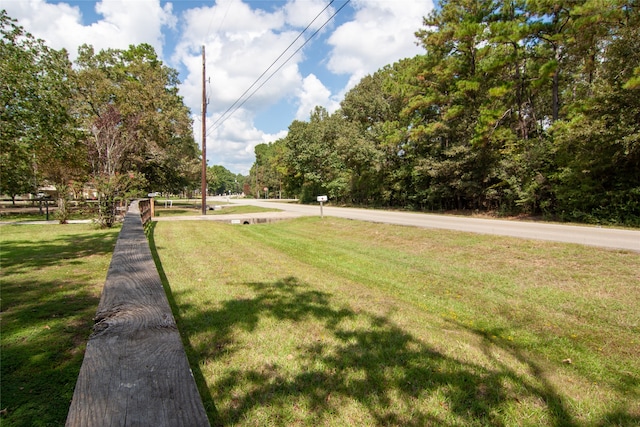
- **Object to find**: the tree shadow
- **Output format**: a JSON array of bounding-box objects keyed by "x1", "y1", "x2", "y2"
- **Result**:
[
  {"x1": 146, "y1": 221, "x2": 223, "y2": 426},
  {"x1": 456, "y1": 321, "x2": 640, "y2": 427},
  {"x1": 0, "y1": 224, "x2": 119, "y2": 273},
  {"x1": 159, "y1": 272, "x2": 629, "y2": 426},
  {"x1": 146, "y1": 223, "x2": 638, "y2": 426},
  {"x1": 1, "y1": 226, "x2": 118, "y2": 425},
  {"x1": 201, "y1": 278, "x2": 545, "y2": 425}
]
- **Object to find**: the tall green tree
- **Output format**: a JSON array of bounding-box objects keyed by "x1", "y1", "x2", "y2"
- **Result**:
[
  {"x1": 478, "y1": 0, "x2": 556, "y2": 214},
  {"x1": 550, "y1": 0, "x2": 640, "y2": 224},
  {"x1": 339, "y1": 61, "x2": 412, "y2": 206},
  {"x1": 74, "y1": 43, "x2": 199, "y2": 226},
  {"x1": 250, "y1": 141, "x2": 288, "y2": 198},
  {"x1": 1, "y1": 11, "x2": 84, "y2": 221},
  {"x1": 283, "y1": 107, "x2": 348, "y2": 203},
  {"x1": 411, "y1": 0, "x2": 502, "y2": 210},
  {"x1": 207, "y1": 164, "x2": 239, "y2": 196},
  {"x1": 0, "y1": 11, "x2": 38, "y2": 202}
]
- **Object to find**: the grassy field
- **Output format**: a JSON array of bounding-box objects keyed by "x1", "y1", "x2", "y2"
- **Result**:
[
  {"x1": 149, "y1": 217, "x2": 639, "y2": 426},
  {"x1": 0, "y1": 204, "x2": 98, "y2": 222},
  {"x1": 154, "y1": 204, "x2": 281, "y2": 217},
  {"x1": 0, "y1": 224, "x2": 119, "y2": 426},
  {"x1": 2, "y1": 218, "x2": 638, "y2": 426}
]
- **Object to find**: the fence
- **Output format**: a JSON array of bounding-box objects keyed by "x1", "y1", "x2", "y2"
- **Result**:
[
  {"x1": 138, "y1": 198, "x2": 153, "y2": 226},
  {"x1": 65, "y1": 200, "x2": 209, "y2": 426}
]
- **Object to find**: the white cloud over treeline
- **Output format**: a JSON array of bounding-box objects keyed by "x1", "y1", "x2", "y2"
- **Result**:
[{"x1": 3, "y1": 0, "x2": 432, "y2": 173}]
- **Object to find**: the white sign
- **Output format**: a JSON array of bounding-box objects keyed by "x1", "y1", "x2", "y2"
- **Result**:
[
  {"x1": 147, "y1": 192, "x2": 159, "y2": 198},
  {"x1": 317, "y1": 195, "x2": 328, "y2": 202}
]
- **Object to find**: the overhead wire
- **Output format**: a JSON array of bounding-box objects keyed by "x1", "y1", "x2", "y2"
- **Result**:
[
  {"x1": 205, "y1": 0, "x2": 336, "y2": 132},
  {"x1": 205, "y1": 0, "x2": 351, "y2": 136},
  {"x1": 204, "y1": 0, "x2": 236, "y2": 112}
]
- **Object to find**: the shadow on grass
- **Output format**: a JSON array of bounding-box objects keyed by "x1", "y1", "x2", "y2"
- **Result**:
[
  {"x1": 0, "y1": 226, "x2": 118, "y2": 426},
  {"x1": 146, "y1": 222, "x2": 223, "y2": 427},
  {"x1": 0, "y1": 225, "x2": 119, "y2": 273},
  {"x1": 178, "y1": 277, "x2": 578, "y2": 426},
  {"x1": 458, "y1": 322, "x2": 640, "y2": 427},
  {"x1": 146, "y1": 223, "x2": 639, "y2": 426}
]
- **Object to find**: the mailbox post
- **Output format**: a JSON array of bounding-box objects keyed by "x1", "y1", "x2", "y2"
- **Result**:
[{"x1": 317, "y1": 195, "x2": 327, "y2": 219}]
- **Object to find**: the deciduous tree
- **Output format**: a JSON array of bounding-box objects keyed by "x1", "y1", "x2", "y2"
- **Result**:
[
  {"x1": 74, "y1": 43, "x2": 199, "y2": 226},
  {"x1": 1, "y1": 11, "x2": 84, "y2": 221}
]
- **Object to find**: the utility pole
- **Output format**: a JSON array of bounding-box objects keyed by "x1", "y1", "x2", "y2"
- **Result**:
[{"x1": 201, "y1": 45, "x2": 207, "y2": 215}]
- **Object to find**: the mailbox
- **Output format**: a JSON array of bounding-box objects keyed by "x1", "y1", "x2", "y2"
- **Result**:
[{"x1": 317, "y1": 195, "x2": 328, "y2": 202}]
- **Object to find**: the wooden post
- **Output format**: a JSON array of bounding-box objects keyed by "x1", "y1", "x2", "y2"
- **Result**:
[{"x1": 201, "y1": 45, "x2": 207, "y2": 215}]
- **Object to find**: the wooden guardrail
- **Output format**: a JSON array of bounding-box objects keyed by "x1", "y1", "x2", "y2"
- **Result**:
[
  {"x1": 139, "y1": 198, "x2": 153, "y2": 226},
  {"x1": 66, "y1": 200, "x2": 209, "y2": 427}
]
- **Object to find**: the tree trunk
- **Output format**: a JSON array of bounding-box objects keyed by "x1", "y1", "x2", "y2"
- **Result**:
[
  {"x1": 553, "y1": 70, "x2": 560, "y2": 122},
  {"x1": 56, "y1": 182, "x2": 70, "y2": 224}
]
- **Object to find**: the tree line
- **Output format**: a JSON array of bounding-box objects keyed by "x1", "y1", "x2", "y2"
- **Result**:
[
  {"x1": 1, "y1": 11, "x2": 200, "y2": 226},
  {"x1": 249, "y1": 0, "x2": 639, "y2": 226}
]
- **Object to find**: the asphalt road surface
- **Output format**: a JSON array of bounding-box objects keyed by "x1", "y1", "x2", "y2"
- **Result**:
[{"x1": 220, "y1": 197, "x2": 640, "y2": 252}]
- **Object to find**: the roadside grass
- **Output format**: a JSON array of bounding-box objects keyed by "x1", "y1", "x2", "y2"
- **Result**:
[
  {"x1": 0, "y1": 224, "x2": 119, "y2": 426},
  {"x1": 149, "y1": 217, "x2": 640, "y2": 426},
  {"x1": 0, "y1": 212, "x2": 53, "y2": 222},
  {"x1": 0, "y1": 205, "x2": 99, "y2": 222},
  {"x1": 153, "y1": 207, "x2": 205, "y2": 217},
  {"x1": 154, "y1": 205, "x2": 281, "y2": 217}
]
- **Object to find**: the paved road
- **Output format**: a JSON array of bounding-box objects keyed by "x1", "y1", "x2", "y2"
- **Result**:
[{"x1": 219, "y1": 197, "x2": 640, "y2": 252}]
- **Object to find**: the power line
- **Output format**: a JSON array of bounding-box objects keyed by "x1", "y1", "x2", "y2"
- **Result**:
[
  {"x1": 203, "y1": 0, "x2": 234, "y2": 114},
  {"x1": 206, "y1": 0, "x2": 351, "y2": 136},
  {"x1": 205, "y1": 0, "x2": 235, "y2": 48},
  {"x1": 206, "y1": 0, "x2": 337, "y2": 134}
]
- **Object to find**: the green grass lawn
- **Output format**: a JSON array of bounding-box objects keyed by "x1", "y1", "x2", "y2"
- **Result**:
[
  {"x1": 0, "y1": 205, "x2": 99, "y2": 223},
  {"x1": 2, "y1": 218, "x2": 638, "y2": 426},
  {"x1": 154, "y1": 204, "x2": 280, "y2": 217},
  {"x1": 0, "y1": 224, "x2": 119, "y2": 426},
  {"x1": 149, "y1": 217, "x2": 640, "y2": 426}
]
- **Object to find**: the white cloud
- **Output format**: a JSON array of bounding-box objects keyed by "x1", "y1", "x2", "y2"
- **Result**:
[
  {"x1": 175, "y1": 1, "x2": 306, "y2": 110},
  {"x1": 284, "y1": 0, "x2": 335, "y2": 30},
  {"x1": 175, "y1": 0, "x2": 315, "y2": 173},
  {"x1": 295, "y1": 74, "x2": 340, "y2": 120},
  {"x1": 2, "y1": 0, "x2": 176, "y2": 60},
  {"x1": 3, "y1": 0, "x2": 434, "y2": 174},
  {"x1": 199, "y1": 109, "x2": 287, "y2": 175},
  {"x1": 327, "y1": 0, "x2": 431, "y2": 89}
]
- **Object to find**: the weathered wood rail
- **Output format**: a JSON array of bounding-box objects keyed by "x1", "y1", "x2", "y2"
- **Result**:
[
  {"x1": 139, "y1": 198, "x2": 153, "y2": 226},
  {"x1": 66, "y1": 200, "x2": 210, "y2": 427}
]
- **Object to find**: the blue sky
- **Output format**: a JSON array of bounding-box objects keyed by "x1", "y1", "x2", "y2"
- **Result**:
[{"x1": 2, "y1": 0, "x2": 433, "y2": 174}]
